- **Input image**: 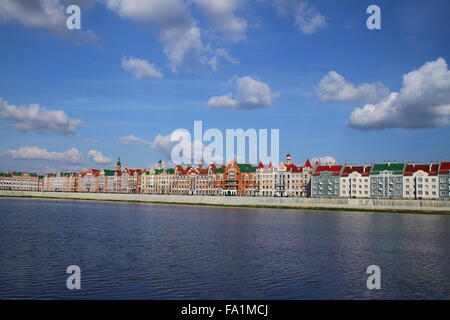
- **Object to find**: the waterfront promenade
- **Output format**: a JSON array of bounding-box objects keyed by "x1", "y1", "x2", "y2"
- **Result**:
[{"x1": 1, "y1": 190, "x2": 450, "y2": 214}]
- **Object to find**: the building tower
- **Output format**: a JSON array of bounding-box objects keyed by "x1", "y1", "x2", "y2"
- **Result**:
[
  {"x1": 116, "y1": 158, "x2": 121, "y2": 172},
  {"x1": 286, "y1": 153, "x2": 292, "y2": 165}
]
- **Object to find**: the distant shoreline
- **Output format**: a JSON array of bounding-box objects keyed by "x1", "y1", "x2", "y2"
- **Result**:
[{"x1": 1, "y1": 191, "x2": 450, "y2": 215}]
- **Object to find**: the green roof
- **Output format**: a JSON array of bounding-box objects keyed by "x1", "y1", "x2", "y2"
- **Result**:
[
  {"x1": 102, "y1": 169, "x2": 115, "y2": 176},
  {"x1": 0, "y1": 173, "x2": 12, "y2": 177},
  {"x1": 237, "y1": 163, "x2": 256, "y2": 173},
  {"x1": 165, "y1": 168, "x2": 175, "y2": 174},
  {"x1": 215, "y1": 168, "x2": 225, "y2": 173},
  {"x1": 371, "y1": 163, "x2": 405, "y2": 175}
]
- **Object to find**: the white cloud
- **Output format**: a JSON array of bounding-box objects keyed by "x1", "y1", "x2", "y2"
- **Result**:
[
  {"x1": 152, "y1": 131, "x2": 223, "y2": 165},
  {"x1": 0, "y1": 98, "x2": 82, "y2": 135},
  {"x1": 152, "y1": 133, "x2": 178, "y2": 156},
  {"x1": 311, "y1": 156, "x2": 337, "y2": 166},
  {"x1": 121, "y1": 57, "x2": 163, "y2": 79},
  {"x1": 317, "y1": 71, "x2": 389, "y2": 103},
  {"x1": 208, "y1": 48, "x2": 240, "y2": 71},
  {"x1": 88, "y1": 150, "x2": 113, "y2": 164},
  {"x1": 274, "y1": 0, "x2": 326, "y2": 34},
  {"x1": 208, "y1": 76, "x2": 278, "y2": 109},
  {"x1": 0, "y1": 0, "x2": 101, "y2": 45},
  {"x1": 348, "y1": 57, "x2": 450, "y2": 130},
  {"x1": 193, "y1": 0, "x2": 247, "y2": 42},
  {"x1": 117, "y1": 134, "x2": 152, "y2": 145},
  {"x1": 0, "y1": 146, "x2": 84, "y2": 163},
  {"x1": 106, "y1": 0, "x2": 207, "y2": 73}
]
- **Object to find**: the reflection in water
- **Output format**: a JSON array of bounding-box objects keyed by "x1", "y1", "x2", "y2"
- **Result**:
[{"x1": 0, "y1": 198, "x2": 449, "y2": 299}]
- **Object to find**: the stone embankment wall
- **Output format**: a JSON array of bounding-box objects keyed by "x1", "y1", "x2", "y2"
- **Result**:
[{"x1": 1, "y1": 191, "x2": 450, "y2": 213}]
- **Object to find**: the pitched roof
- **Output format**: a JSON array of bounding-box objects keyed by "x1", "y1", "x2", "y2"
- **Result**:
[
  {"x1": 312, "y1": 165, "x2": 343, "y2": 176},
  {"x1": 404, "y1": 163, "x2": 438, "y2": 176},
  {"x1": 304, "y1": 159, "x2": 312, "y2": 168},
  {"x1": 341, "y1": 165, "x2": 372, "y2": 177},
  {"x1": 439, "y1": 162, "x2": 450, "y2": 175}
]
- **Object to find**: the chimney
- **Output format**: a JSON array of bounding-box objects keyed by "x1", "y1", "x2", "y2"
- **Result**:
[{"x1": 429, "y1": 163, "x2": 432, "y2": 171}]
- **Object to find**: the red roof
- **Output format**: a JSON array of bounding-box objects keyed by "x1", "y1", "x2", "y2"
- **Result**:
[
  {"x1": 304, "y1": 159, "x2": 312, "y2": 168},
  {"x1": 257, "y1": 162, "x2": 265, "y2": 169},
  {"x1": 312, "y1": 165, "x2": 343, "y2": 176},
  {"x1": 341, "y1": 165, "x2": 372, "y2": 177},
  {"x1": 285, "y1": 164, "x2": 303, "y2": 173},
  {"x1": 439, "y1": 162, "x2": 450, "y2": 175},
  {"x1": 404, "y1": 163, "x2": 438, "y2": 176}
]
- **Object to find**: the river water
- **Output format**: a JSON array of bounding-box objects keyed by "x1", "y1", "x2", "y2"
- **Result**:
[{"x1": 0, "y1": 198, "x2": 448, "y2": 299}]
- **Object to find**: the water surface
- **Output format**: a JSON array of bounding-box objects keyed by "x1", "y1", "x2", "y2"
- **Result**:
[{"x1": 0, "y1": 198, "x2": 449, "y2": 299}]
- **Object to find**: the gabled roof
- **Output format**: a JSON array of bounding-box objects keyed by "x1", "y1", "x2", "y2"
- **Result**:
[
  {"x1": 404, "y1": 163, "x2": 438, "y2": 176},
  {"x1": 304, "y1": 159, "x2": 312, "y2": 168},
  {"x1": 257, "y1": 162, "x2": 265, "y2": 169},
  {"x1": 341, "y1": 165, "x2": 372, "y2": 177},
  {"x1": 371, "y1": 163, "x2": 405, "y2": 175},
  {"x1": 312, "y1": 165, "x2": 343, "y2": 176},
  {"x1": 439, "y1": 162, "x2": 450, "y2": 175}
]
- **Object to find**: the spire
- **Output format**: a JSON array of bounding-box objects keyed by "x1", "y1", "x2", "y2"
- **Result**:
[
  {"x1": 116, "y1": 157, "x2": 122, "y2": 171},
  {"x1": 304, "y1": 159, "x2": 312, "y2": 168}
]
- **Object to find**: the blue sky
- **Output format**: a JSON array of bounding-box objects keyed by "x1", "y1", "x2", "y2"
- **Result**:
[{"x1": 0, "y1": 0, "x2": 449, "y2": 173}]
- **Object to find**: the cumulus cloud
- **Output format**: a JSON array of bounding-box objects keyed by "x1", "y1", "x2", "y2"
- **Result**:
[
  {"x1": 121, "y1": 57, "x2": 163, "y2": 79},
  {"x1": 152, "y1": 133, "x2": 178, "y2": 156},
  {"x1": 208, "y1": 76, "x2": 278, "y2": 109},
  {"x1": 274, "y1": 0, "x2": 326, "y2": 34},
  {"x1": 0, "y1": 0, "x2": 101, "y2": 45},
  {"x1": 348, "y1": 57, "x2": 450, "y2": 130},
  {"x1": 311, "y1": 156, "x2": 337, "y2": 166},
  {"x1": 88, "y1": 150, "x2": 113, "y2": 164},
  {"x1": 317, "y1": 71, "x2": 389, "y2": 103},
  {"x1": 193, "y1": 0, "x2": 247, "y2": 42},
  {"x1": 152, "y1": 130, "x2": 223, "y2": 165},
  {"x1": 106, "y1": 0, "x2": 206, "y2": 73},
  {"x1": 0, "y1": 98, "x2": 82, "y2": 135},
  {"x1": 0, "y1": 146, "x2": 84, "y2": 163},
  {"x1": 117, "y1": 134, "x2": 152, "y2": 145}
]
